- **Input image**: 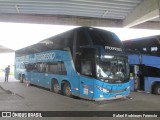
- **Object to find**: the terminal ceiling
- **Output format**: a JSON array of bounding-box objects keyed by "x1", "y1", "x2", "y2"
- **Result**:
[{"x1": 0, "y1": 0, "x2": 159, "y2": 29}]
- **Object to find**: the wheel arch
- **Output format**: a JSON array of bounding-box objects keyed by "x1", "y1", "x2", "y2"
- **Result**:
[
  {"x1": 61, "y1": 80, "x2": 71, "y2": 91},
  {"x1": 151, "y1": 81, "x2": 160, "y2": 94},
  {"x1": 51, "y1": 78, "x2": 59, "y2": 91}
]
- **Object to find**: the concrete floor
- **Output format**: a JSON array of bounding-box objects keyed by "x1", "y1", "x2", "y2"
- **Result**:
[{"x1": 0, "y1": 73, "x2": 160, "y2": 120}]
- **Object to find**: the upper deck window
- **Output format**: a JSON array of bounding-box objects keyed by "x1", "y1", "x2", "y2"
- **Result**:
[
  {"x1": 143, "y1": 48, "x2": 147, "y2": 51},
  {"x1": 88, "y1": 28, "x2": 123, "y2": 48},
  {"x1": 77, "y1": 30, "x2": 89, "y2": 46},
  {"x1": 151, "y1": 47, "x2": 158, "y2": 52}
]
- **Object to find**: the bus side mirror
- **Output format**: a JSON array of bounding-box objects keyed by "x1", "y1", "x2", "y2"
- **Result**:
[
  {"x1": 97, "y1": 69, "x2": 101, "y2": 77},
  {"x1": 130, "y1": 73, "x2": 134, "y2": 79}
]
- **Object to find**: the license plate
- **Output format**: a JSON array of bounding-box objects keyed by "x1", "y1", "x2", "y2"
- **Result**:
[{"x1": 116, "y1": 95, "x2": 123, "y2": 98}]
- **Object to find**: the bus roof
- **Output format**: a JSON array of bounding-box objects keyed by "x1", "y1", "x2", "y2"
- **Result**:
[
  {"x1": 15, "y1": 27, "x2": 119, "y2": 57},
  {"x1": 123, "y1": 35, "x2": 160, "y2": 49},
  {"x1": 123, "y1": 35, "x2": 160, "y2": 55}
]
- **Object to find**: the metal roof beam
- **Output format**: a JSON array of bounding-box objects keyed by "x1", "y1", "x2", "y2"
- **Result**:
[
  {"x1": 0, "y1": 13, "x2": 122, "y2": 27},
  {"x1": 0, "y1": 0, "x2": 139, "y2": 7},
  {"x1": 0, "y1": 45, "x2": 14, "y2": 53},
  {"x1": 0, "y1": 13, "x2": 160, "y2": 29},
  {"x1": 123, "y1": 0, "x2": 160, "y2": 28},
  {"x1": 0, "y1": 2, "x2": 135, "y2": 10},
  {"x1": 71, "y1": 0, "x2": 141, "y2": 4},
  {"x1": 0, "y1": 5, "x2": 131, "y2": 13}
]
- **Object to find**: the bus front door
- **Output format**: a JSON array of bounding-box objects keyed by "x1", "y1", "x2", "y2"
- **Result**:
[
  {"x1": 134, "y1": 65, "x2": 144, "y2": 91},
  {"x1": 79, "y1": 60, "x2": 94, "y2": 99}
]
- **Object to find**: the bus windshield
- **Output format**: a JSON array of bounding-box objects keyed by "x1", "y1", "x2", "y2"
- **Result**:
[{"x1": 96, "y1": 56, "x2": 129, "y2": 83}]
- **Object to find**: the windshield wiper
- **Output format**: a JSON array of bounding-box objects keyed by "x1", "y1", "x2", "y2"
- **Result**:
[{"x1": 115, "y1": 80, "x2": 122, "y2": 83}]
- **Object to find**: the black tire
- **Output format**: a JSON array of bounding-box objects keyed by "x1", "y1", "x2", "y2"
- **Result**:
[
  {"x1": 18, "y1": 74, "x2": 21, "y2": 80},
  {"x1": 154, "y1": 84, "x2": 160, "y2": 95},
  {"x1": 52, "y1": 81, "x2": 60, "y2": 94},
  {"x1": 63, "y1": 82, "x2": 72, "y2": 97},
  {"x1": 19, "y1": 74, "x2": 23, "y2": 83},
  {"x1": 21, "y1": 75, "x2": 25, "y2": 83}
]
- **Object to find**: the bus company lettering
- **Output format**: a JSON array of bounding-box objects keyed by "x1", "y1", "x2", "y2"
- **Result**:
[
  {"x1": 16, "y1": 56, "x2": 29, "y2": 62},
  {"x1": 105, "y1": 46, "x2": 122, "y2": 51},
  {"x1": 35, "y1": 52, "x2": 55, "y2": 61},
  {"x1": 16, "y1": 52, "x2": 56, "y2": 62}
]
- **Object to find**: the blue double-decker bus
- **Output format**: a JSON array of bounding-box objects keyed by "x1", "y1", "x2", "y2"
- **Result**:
[
  {"x1": 123, "y1": 35, "x2": 160, "y2": 95},
  {"x1": 15, "y1": 27, "x2": 130, "y2": 101}
]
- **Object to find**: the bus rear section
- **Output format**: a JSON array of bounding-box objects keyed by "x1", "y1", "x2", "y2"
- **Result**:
[
  {"x1": 123, "y1": 35, "x2": 160, "y2": 95},
  {"x1": 128, "y1": 54, "x2": 160, "y2": 95}
]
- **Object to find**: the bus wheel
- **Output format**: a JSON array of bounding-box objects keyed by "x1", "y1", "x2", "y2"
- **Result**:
[
  {"x1": 63, "y1": 82, "x2": 72, "y2": 97},
  {"x1": 19, "y1": 74, "x2": 23, "y2": 83},
  {"x1": 21, "y1": 75, "x2": 25, "y2": 83},
  {"x1": 154, "y1": 85, "x2": 160, "y2": 95},
  {"x1": 53, "y1": 81, "x2": 60, "y2": 94}
]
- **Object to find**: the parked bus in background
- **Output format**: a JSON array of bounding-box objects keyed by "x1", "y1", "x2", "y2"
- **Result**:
[
  {"x1": 123, "y1": 35, "x2": 160, "y2": 95},
  {"x1": 15, "y1": 27, "x2": 130, "y2": 101}
]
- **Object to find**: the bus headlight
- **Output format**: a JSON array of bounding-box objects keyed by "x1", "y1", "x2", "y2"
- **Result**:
[
  {"x1": 96, "y1": 85, "x2": 109, "y2": 93},
  {"x1": 126, "y1": 86, "x2": 130, "y2": 90}
]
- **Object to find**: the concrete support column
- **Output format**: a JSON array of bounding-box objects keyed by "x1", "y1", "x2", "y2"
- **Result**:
[{"x1": 123, "y1": 0, "x2": 160, "y2": 28}]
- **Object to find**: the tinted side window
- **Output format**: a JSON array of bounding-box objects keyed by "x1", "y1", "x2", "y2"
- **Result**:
[
  {"x1": 48, "y1": 62, "x2": 59, "y2": 74},
  {"x1": 60, "y1": 62, "x2": 67, "y2": 75},
  {"x1": 25, "y1": 62, "x2": 67, "y2": 75},
  {"x1": 48, "y1": 62, "x2": 67, "y2": 75},
  {"x1": 36, "y1": 63, "x2": 46, "y2": 72},
  {"x1": 143, "y1": 66, "x2": 160, "y2": 77},
  {"x1": 25, "y1": 63, "x2": 36, "y2": 71}
]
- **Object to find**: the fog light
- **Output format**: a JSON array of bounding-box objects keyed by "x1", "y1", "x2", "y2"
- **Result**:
[
  {"x1": 100, "y1": 95, "x2": 104, "y2": 98},
  {"x1": 96, "y1": 85, "x2": 109, "y2": 93}
]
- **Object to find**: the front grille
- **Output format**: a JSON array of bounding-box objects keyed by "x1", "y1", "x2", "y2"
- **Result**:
[{"x1": 109, "y1": 89, "x2": 126, "y2": 93}]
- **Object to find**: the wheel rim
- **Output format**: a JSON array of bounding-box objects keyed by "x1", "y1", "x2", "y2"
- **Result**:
[
  {"x1": 53, "y1": 83, "x2": 59, "y2": 93},
  {"x1": 65, "y1": 86, "x2": 71, "y2": 96},
  {"x1": 54, "y1": 83, "x2": 59, "y2": 93},
  {"x1": 22, "y1": 77, "x2": 25, "y2": 83},
  {"x1": 20, "y1": 75, "x2": 23, "y2": 83},
  {"x1": 157, "y1": 87, "x2": 160, "y2": 94}
]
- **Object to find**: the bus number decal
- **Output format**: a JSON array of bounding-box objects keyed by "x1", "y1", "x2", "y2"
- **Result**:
[
  {"x1": 83, "y1": 85, "x2": 89, "y2": 95},
  {"x1": 35, "y1": 52, "x2": 55, "y2": 61}
]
